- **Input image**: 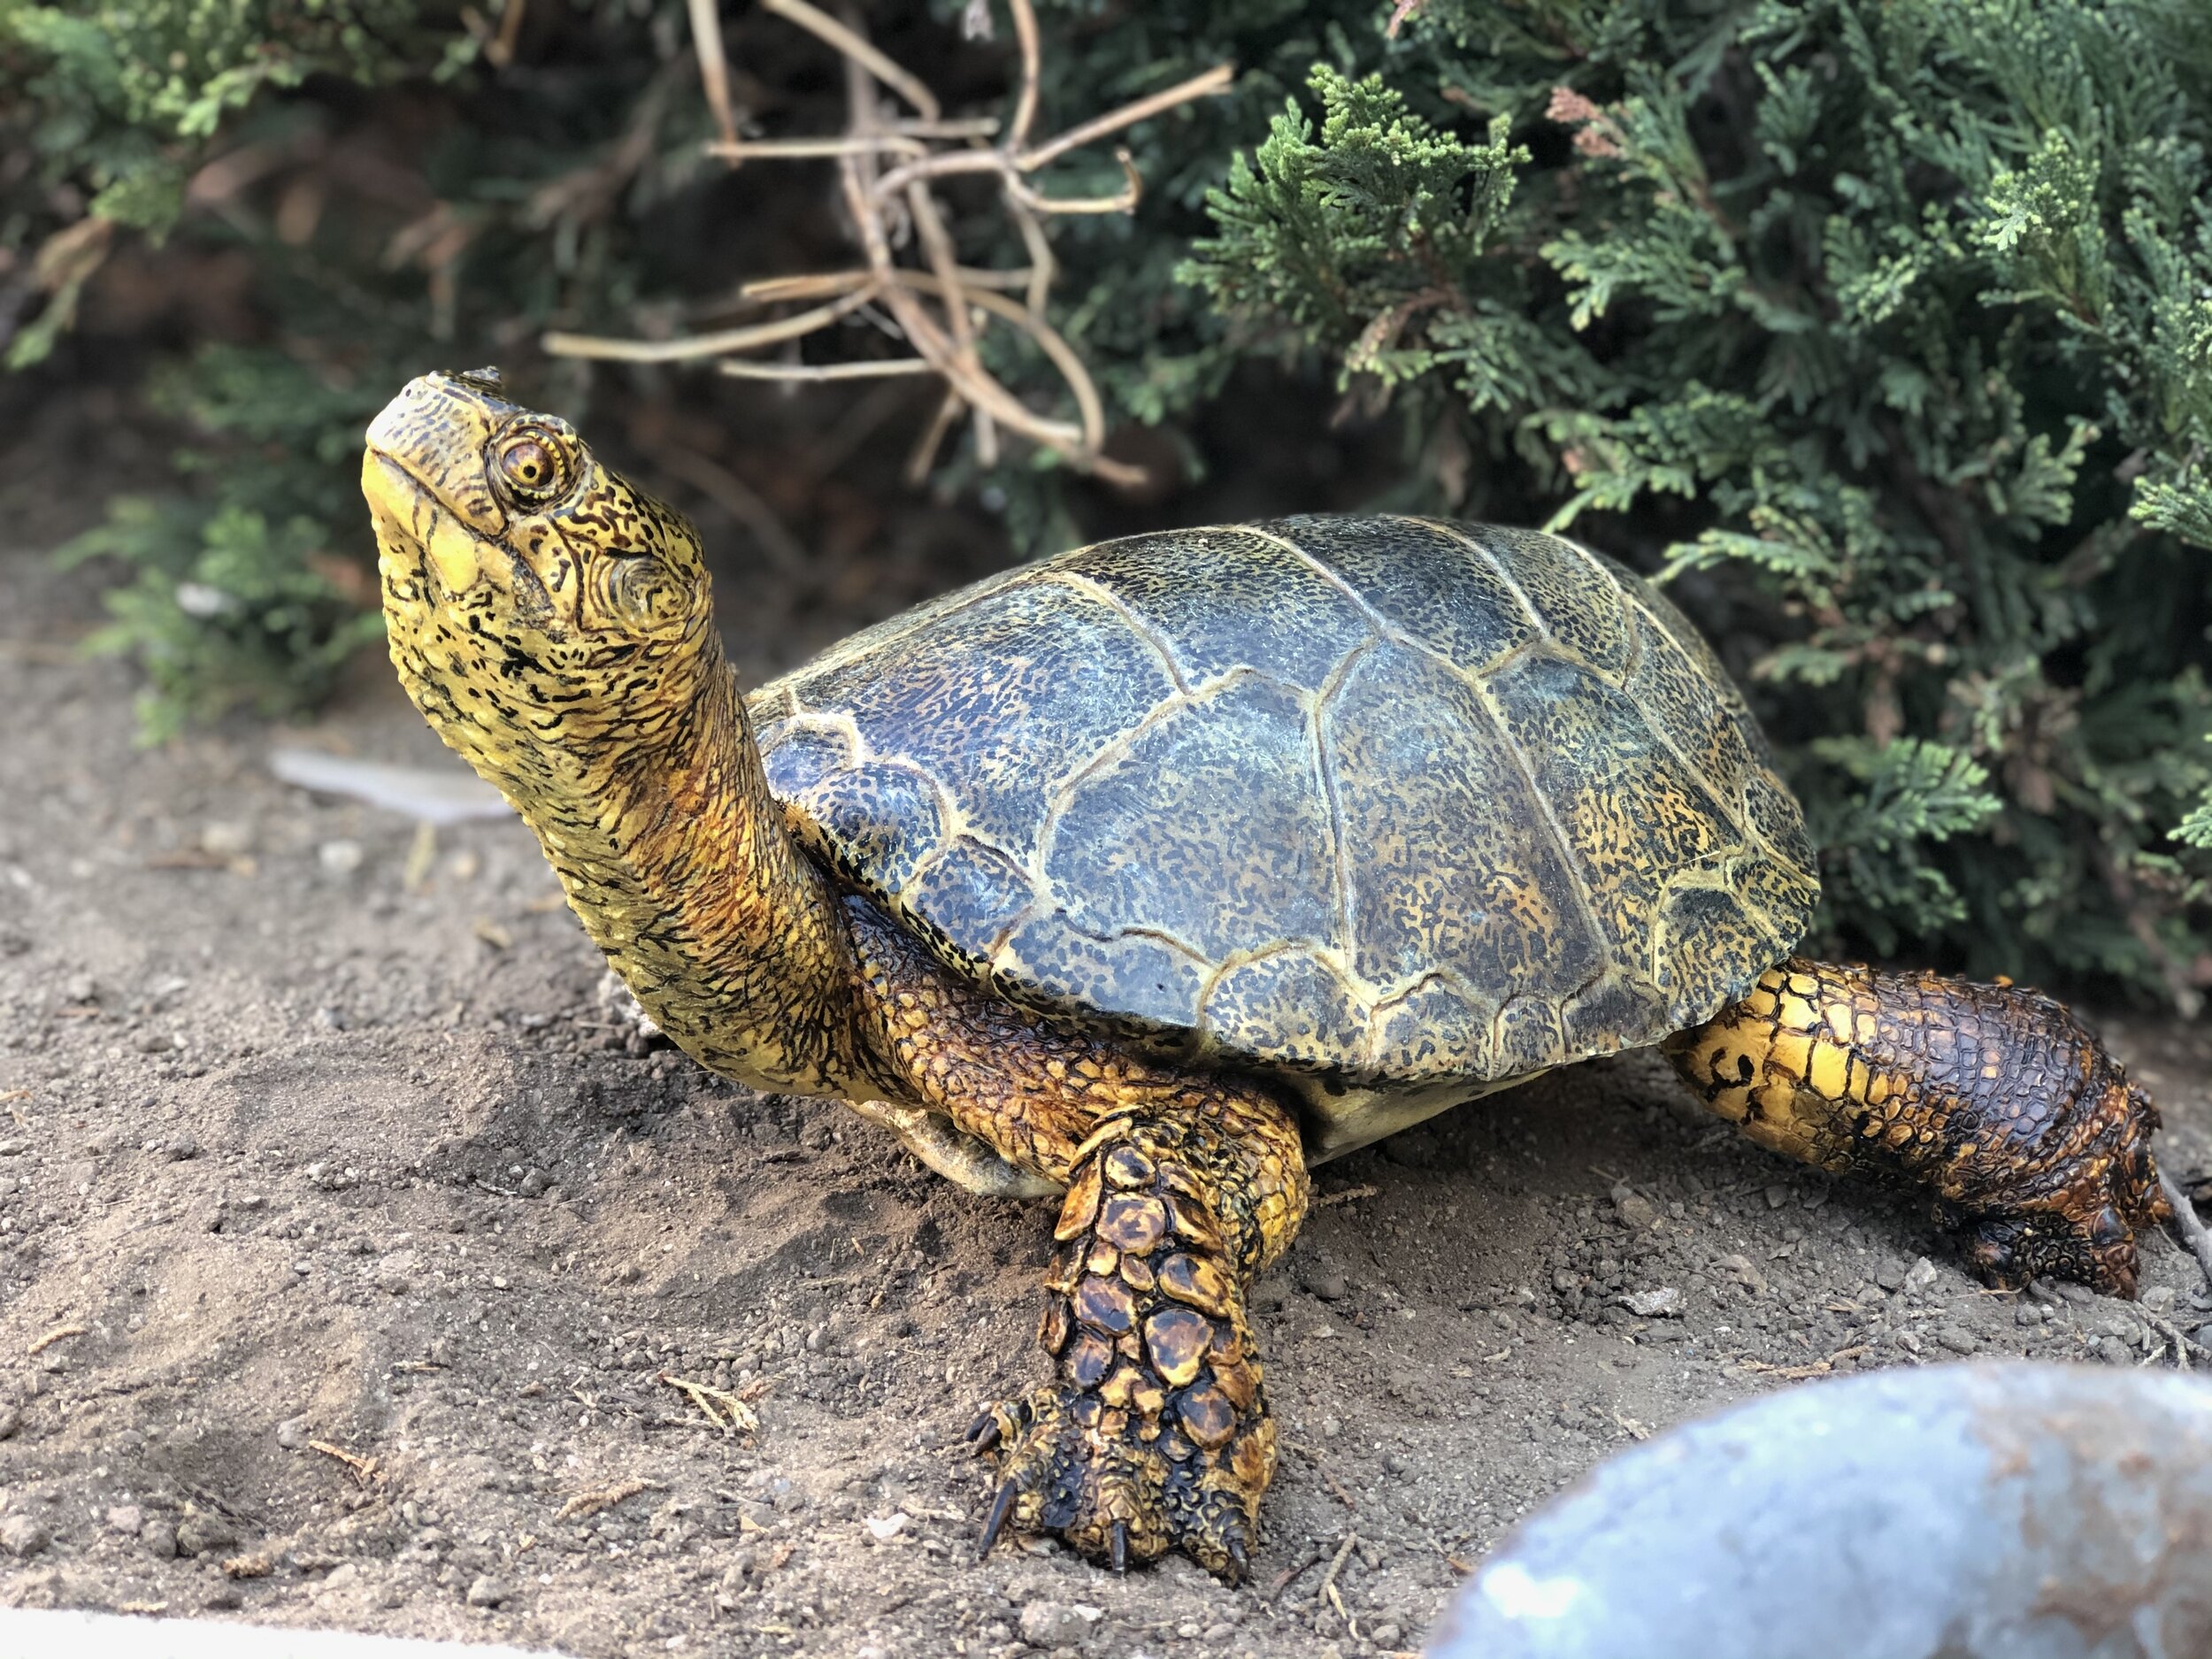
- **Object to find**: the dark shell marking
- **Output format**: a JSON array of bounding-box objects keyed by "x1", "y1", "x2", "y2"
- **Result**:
[{"x1": 752, "y1": 515, "x2": 1817, "y2": 1117}]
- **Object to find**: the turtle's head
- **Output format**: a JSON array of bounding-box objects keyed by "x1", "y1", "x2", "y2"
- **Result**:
[{"x1": 364, "y1": 369, "x2": 722, "y2": 794}]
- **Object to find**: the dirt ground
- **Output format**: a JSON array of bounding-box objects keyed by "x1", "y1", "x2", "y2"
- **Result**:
[{"x1": 2, "y1": 454, "x2": 2209, "y2": 1659}]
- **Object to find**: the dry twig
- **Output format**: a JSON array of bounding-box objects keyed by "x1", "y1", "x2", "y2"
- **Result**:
[
  {"x1": 659, "y1": 1370, "x2": 758, "y2": 1435},
  {"x1": 309, "y1": 1440, "x2": 382, "y2": 1488},
  {"x1": 27, "y1": 1324, "x2": 84, "y2": 1356},
  {"x1": 545, "y1": 0, "x2": 1232, "y2": 485}
]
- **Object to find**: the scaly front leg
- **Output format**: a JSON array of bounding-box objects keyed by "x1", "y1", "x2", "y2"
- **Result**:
[
  {"x1": 1666, "y1": 958, "x2": 2169, "y2": 1295},
  {"x1": 844, "y1": 899, "x2": 1310, "y2": 1578},
  {"x1": 972, "y1": 1101, "x2": 1302, "y2": 1578}
]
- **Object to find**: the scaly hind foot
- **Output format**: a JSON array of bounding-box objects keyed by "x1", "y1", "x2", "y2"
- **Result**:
[{"x1": 968, "y1": 1379, "x2": 1272, "y2": 1580}]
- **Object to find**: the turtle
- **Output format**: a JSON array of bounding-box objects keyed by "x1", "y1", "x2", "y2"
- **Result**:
[{"x1": 363, "y1": 368, "x2": 2171, "y2": 1580}]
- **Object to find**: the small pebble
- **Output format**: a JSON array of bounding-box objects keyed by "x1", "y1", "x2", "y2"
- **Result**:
[
  {"x1": 277, "y1": 1415, "x2": 312, "y2": 1450},
  {"x1": 142, "y1": 1520, "x2": 179, "y2": 1558},
  {"x1": 105, "y1": 1504, "x2": 143, "y2": 1535},
  {"x1": 465, "y1": 1574, "x2": 510, "y2": 1608},
  {"x1": 0, "y1": 1405, "x2": 20, "y2": 1441},
  {"x1": 1299, "y1": 1263, "x2": 1348, "y2": 1302},
  {"x1": 1901, "y1": 1257, "x2": 1939, "y2": 1294},
  {"x1": 0, "y1": 1515, "x2": 50, "y2": 1557},
  {"x1": 1622, "y1": 1286, "x2": 1682, "y2": 1319},
  {"x1": 1611, "y1": 1184, "x2": 1660, "y2": 1232},
  {"x1": 176, "y1": 1513, "x2": 238, "y2": 1557},
  {"x1": 319, "y1": 841, "x2": 365, "y2": 875},
  {"x1": 165, "y1": 1135, "x2": 201, "y2": 1162},
  {"x1": 1934, "y1": 1326, "x2": 1978, "y2": 1355}
]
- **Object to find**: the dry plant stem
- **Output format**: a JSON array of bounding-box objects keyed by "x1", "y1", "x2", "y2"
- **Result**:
[
  {"x1": 763, "y1": 0, "x2": 940, "y2": 120},
  {"x1": 2162, "y1": 1165, "x2": 2212, "y2": 1289},
  {"x1": 687, "y1": 0, "x2": 740, "y2": 149},
  {"x1": 545, "y1": 288, "x2": 880, "y2": 362},
  {"x1": 1006, "y1": 0, "x2": 1042, "y2": 151},
  {"x1": 906, "y1": 181, "x2": 997, "y2": 465},
  {"x1": 907, "y1": 387, "x2": 967, "y2": 485},
  {"x1": 709, "y1": 135, "x2": 926, "y2": 160},
  {"x1": 489, "y1": 0, "x2": 529, "y2": 68},
  {"x1": 741, "y1": 266, "x2": 1036, "y2": 300},
  {"x1": 718, "y1": 358, "x2": 938, "y2": 380},
  {"x1": 580, "y1": 0, "x2": 1226, "y2": 483}
]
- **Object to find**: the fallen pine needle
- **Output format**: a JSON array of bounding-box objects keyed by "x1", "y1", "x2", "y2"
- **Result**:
[
  {"x1": 660, "y1": 1371, "x2": 758, "y2": 1435},
  {"x1": 28, "y1": 1324, "x2": 84, "y2": 1356},
  {"x1": 1316, "y1": 1531, "x2": 1359, "y2": 1609},
  {"x1": 1316, "y1": 1184, "x2": 1379, "y2": 1208},
  {"x1": 557, "y1": 1477, "x2": 661, "y2": 1521},
  {"x1": 309, "y1": 1440, "x2": 381, "y2": 1488}
]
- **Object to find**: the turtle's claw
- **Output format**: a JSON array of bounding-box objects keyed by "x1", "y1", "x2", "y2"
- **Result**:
[
  {"x1": 977, "y1": 1480, "x2": 1020, "y2": 1560},
  {"x1": 1225, "y1": 1535, "x2": 1251, "y2": 1586},
  {"x1": 971, "y1": 1380, "x2": 1275, "y2": 1580}
]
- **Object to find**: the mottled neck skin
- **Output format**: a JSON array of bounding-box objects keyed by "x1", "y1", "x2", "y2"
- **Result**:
[
  {"x1": 479, "y1": 637, "x2": 874, "y2": 1098},
  {"x1": 365, "y1": 368, "x2": 881, "y2": 1099}
]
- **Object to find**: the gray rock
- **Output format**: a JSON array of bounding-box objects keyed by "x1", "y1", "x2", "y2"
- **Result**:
[
  {"x1": 0, "y1": 1514, "x2": 50, "y2": 1557},
  {"x1": 277, "y1": 1414, "x2": 312, "y2": 1449},
  {"x1": 0, "y1": 1404, "x2": 20, "y2": 1440},
  {"x1": 175, "y1": 1511, "x2": 238, "y2": 1557},
  {"x1": 1901, "y1": 1256, "x2": 1939, "y2": 1294},
  {"x1": 104, "y1": 1504, "x2": 143, "y2": 1535},
  {"x1": 1018, "y1": 1601, "x2": 1102, "y2": 1648},
  {"x1": 1935, "y1": 1326, "x2": 1978, "y2": 1355},
  {"x1": 1611, "y1": 1184, "x2": 1661, "y2": 1232},
  {"x1": 141, "y1": 1519, "x2": 178, "y2": 1558},
  {"x1": 465, "y1": 1573, "x2": 510, "y2": 1608},
  {"x1": 1623, "y1": 1287, "x2": 1683, "y2": 1319},
  {"x1": 1299, "y1": 1262, "x2": 1348, "y2": 1302}
]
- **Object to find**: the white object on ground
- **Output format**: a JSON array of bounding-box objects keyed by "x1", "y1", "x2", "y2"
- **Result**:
[
  {"x1": 270, "y1": 748, "x2": 511, "y2": 826},
  {"x1": 0, "y1": 1608, "x2": 571, "y2": 1659}
]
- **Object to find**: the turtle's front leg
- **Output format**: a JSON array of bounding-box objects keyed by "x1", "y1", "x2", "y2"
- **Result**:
[
  {"x1": 843, "y1": 899, "x2": 1309, "y2": 1578},
  {"x1": 1666, "y1": 958, "x2": 2170, "y2": 1295},
  {"x1": 971, "y1": 1100, "x2": 1303, "y2": 1579}
]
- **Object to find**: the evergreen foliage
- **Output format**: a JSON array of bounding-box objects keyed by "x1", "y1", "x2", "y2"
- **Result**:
[
  {"x1": 6, "y1": 0, "x2": 2208, "y2": 999},
  {"x1": 1182, "y1": 1, "x2": 2212, "y2": 1000}
]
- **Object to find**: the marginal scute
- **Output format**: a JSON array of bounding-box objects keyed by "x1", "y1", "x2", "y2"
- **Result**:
[{"x1": 749, "y1": 515, "x2": 1820, "y2": 1140}]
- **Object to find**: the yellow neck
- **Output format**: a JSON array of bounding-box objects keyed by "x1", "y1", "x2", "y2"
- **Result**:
[{"x1": 406, "y1": 621, "x2": 875, "y2": 1096}]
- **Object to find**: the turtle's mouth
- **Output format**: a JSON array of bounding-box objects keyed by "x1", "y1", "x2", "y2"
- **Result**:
[{"x1": 362, "y1": 449, "x2": 499, "y2": 598}]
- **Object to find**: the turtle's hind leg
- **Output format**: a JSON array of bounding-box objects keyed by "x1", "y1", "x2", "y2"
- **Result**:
[{"x1": 1665, "y1": 958, "x2": 2169, "y2": 1296}]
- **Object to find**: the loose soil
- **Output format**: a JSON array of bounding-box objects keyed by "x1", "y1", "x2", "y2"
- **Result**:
[{"x1": 2, "y1": 446, "x2": 2208, "y2": 1659}]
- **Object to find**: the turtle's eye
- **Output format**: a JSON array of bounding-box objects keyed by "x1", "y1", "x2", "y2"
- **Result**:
[{"x1": 489, "y1": 423, "x2": 576, "y2": 507}]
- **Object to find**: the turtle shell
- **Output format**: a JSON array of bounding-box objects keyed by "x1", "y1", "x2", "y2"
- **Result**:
[{"x1": 749, "y1": 515, "x2": 1818, "y2": 1156}]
